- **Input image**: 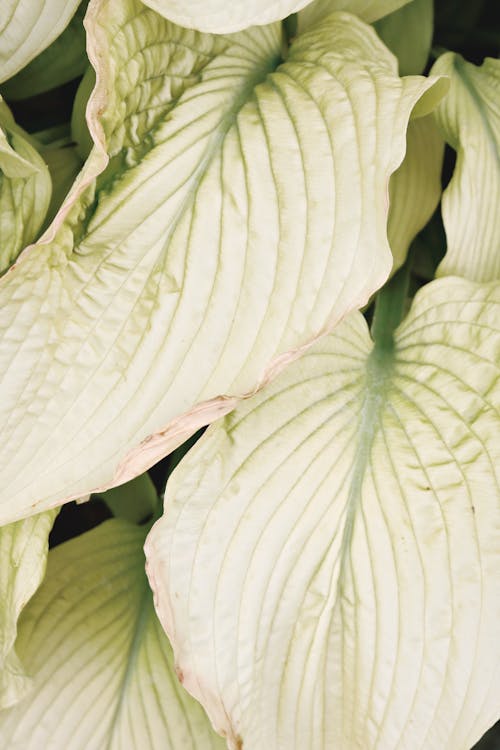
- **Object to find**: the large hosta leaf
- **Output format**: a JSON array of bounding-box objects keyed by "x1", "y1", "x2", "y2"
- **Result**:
[
  {"x1": 0, "y1": 0, "x2": 445, "y2": 524},
  {"x1": 297, "y1": 0, "x2": 412, "y2": 32},
  {"x1": 0, "y1": 510, "x2": 57, "y2": 709},
  {"x1": 0, "y1": 0, "x2": 81, "y2": 83},
  {"x1": 432, "y1": 53, "x2": 500, "y2": 282},
  {"x1": 141, "y1": 0, "x2": 313, "y2": 33},
  {"x1": 0, "y1": 98, "x2": 51, "y2": 271},
  {"x1": 146, "y1": 276, "x2": 500, "y2": 750},
  {"x1": 0, "y1": 518, "x2": 225, "y2": 749}
]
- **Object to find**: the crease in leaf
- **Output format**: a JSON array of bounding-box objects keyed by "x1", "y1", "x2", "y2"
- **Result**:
[
  {"x1": 0, "y1": 0, "x2": 446, "y2": 525},
  {"x1": 431, "y1": 52, "x2": 500, "y2": 282},
  {"x1": 0, "y1": 517, "x2": 225, "y2": 749},
  {"x1": 146, "y1": 275, "x2": 500, "y2": 750}
]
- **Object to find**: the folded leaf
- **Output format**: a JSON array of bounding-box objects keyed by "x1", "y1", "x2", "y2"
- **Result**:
[
  {"x1": 140, "y1": 0, "x2": 313, "y2": 33},
  {"x1": 0, "y1": 518, "x2": 224, "y2": 749},
  {"x1": 146, "y1": 277, "x2": 500, "y2": 750},
  {"x1": 0, "y1": 1, "x2": 446, "y2": 525},
  {"x1": 374, "y1": 0, "x2": 433, "y2": 76},
  {"x1": 297, "y1": 0, "x2": 412, "y2": 31},
  {"x1": 0, "y1": 99, "x2": 51, "y2": 271},
  {"x1": 0, "y1": 2, "x2": 88, "y2": 100},
  {"x1": 387, "y1": 114, "x2": 444, "y2": 272},
  {"x1": 0, "y1": 0, "x2": 81, "y2": 83},
  {"x1": 0, "y1": 510, "x2": 57, "y2": 709},
  {"x1": 432, "y1": 53, "x2": 500, "y2": 282}
]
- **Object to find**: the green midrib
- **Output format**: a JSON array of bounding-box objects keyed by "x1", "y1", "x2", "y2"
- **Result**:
[{"x1": 337, "y1": 261, "x2": 410, "y2": 586}]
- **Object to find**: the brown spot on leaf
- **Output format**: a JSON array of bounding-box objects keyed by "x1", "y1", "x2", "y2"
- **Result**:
[{"x1": 175, "y1": 666, "x2": 184, "y2": 684}]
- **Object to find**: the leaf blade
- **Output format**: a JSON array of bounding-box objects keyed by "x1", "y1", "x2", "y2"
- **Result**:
[{"x1": 146, "y1": 277, "x2": 500, "y2": 750}]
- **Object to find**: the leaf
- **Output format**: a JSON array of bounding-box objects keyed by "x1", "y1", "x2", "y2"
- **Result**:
[
  {"x1": 0, "y1": 518, "x2": 225, "y2": 749},
  {"x1": 387, "y1": 114, "x2": 444, "y2": 272},
  {"x1": 431, "y1": 53, "x2": 500, "y2": 282},
  {"x1": 0, "y1": 0, "x2": 82, "y2": 84},
  {"x1": 140, "y1": 0, "x2": 314, "y2": 33},
  {"x1": 297, "y1": 0, "x2": 412, "y2": 32},
  {"x1": 37, "y1": 134, "x2": 83, "y2": 231},
  {"x1": 97, "y1": 472, "x2": 159, "y2": 524},
  {"x1": 146, "y1": 276, "x2": 500, "y2": 750},
  {"x1": 0, "y1": 1, "x2": 446, "y2": 525},
  {"x1": 71, "y1": 65, "x2": 96, "y2": 161},
  {"x1": 374, "y1": 0, "x2": 433, "y2": 76},
  {"x1": 0, "y1": 98, "x2": 51, "y2": 272},
  {"x1": 0, "y1": 2, "x2": 89, "y2": 100},
  {"x1": 0, "y1": 510, "x2": 57, "y2": 709}
]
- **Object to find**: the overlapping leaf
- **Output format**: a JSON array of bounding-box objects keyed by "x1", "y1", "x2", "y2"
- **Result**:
[
  {"x1": 374, "y1": 0, "x2": 433, "y2": 76},
  {"x1": 297, "y1": 0, "x2": 412, "y2": 31},
  {"x1": 432, "y1": 53, "x2": 500, "y2": 282},
  {"x1": 0, "y1": 518, "x2": 225, "y2": 749},
  {"x1": 0, "y1": 0, "x2": 81, "y2": 83},
  {"x1": 146, "y1": 277, "x2": 500, "y2": 750},
  {"x1": 0, "y1": 0, "x2": 446, "y2": 524},
  {"x1": 0, "y1": 98, "x2": 51, "y2": 271},
  {"x1": 0, "y1": 510, "x2": 57, "y2": 709},
  {"x1": 141, "y1": 0, "x2": 314, "y2": 33},
  {"x1": 1, "y1": 1, "x2": 89, "y2": 100}
]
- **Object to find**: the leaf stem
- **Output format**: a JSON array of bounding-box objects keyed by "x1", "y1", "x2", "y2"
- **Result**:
[{"x1": 370, "y1": 258, "x2": 411, "y2": 352}]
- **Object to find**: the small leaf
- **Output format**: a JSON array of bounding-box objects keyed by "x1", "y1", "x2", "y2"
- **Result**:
[
  {"x1": 146, "y1": 277, "x2": 500, "y2": 750},
  {"x1": 431, "y1": 53, "x2": 500, "y2": 282},
  {"x1": 0, "y1": 510, "x2": 57, "y2": 709},
  {"x1": 0, "y1": 518, "x2": 225, "y2": 749}
]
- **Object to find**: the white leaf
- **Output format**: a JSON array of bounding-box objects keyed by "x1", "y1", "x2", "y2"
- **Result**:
[
  {"x1": 0, "y1": 518, "x2": 225, "y2": 749},
  {"x1": 0, "y1": 1, "x2": 446, "y2": 524},
  {"x1": 146, "y1": 277, "x2": 500, "y2": 750},
  {"x1": 432, "y1": 53, "x2": 500, "y2": 282}
]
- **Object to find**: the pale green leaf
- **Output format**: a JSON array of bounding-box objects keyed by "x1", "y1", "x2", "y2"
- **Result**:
[
  {"x1": 0, "y1": 0, "x2": 81, "y2": 84},
  {"x1": 0, "y1": 510, "x2": 57, "y2": 709},
  {"x1": 0, "y1": 2, "x2": 88, "y2": 100},
  {"x1": 39, "y1": 141, "x2": 83, "y2": 230},
  {"x1": 98, "y1": 472, "x2": 159, "y2": 524},
  {"x1": 387, "y1": 115, "x2": 444, "y2": 272},
  {"x1": 140, "y1": 0, "x2": 314, "y2": 33},
  {"x1": 432, "y1": 53, "x2": 500, "y2": 282},
  {"x1": 71, "y1": 65, "x2": 95, "y2": 161},
  {"x1": 0, "y1": 1, "x2": 446, "y2": 525},
  {"x1": 297, "y1": 0, "x2": 412, "y2": 32},
  {"x1": 0, "y1": 518, "x2": 224, "y2": 749},
  {"x1": 146, "y1": 277, "x2": 500, "y2": 750},
  {"x1": 0, "y1": 98, "x2": 51, "y2": 272},
  {"x1": 374, "y1": 0, "x2": 433, "y2": 76}
]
